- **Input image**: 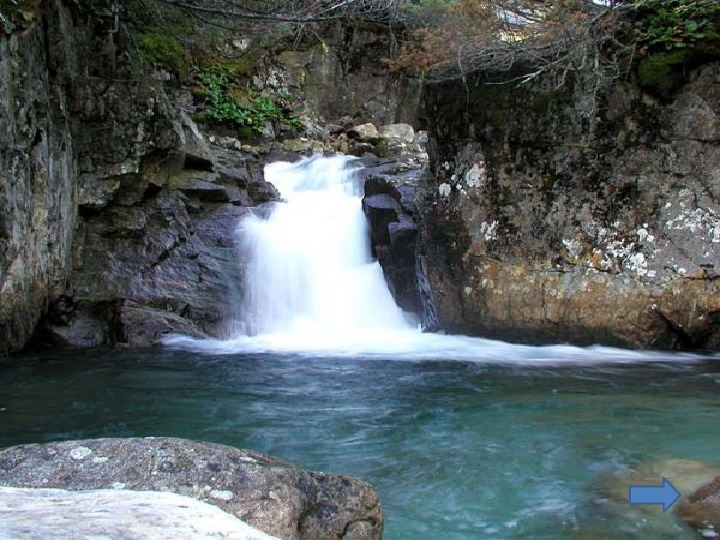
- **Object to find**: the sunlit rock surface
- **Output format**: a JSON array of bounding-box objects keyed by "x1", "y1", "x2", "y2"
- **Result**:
[
  {"x1": 0, "y1": 486, "x2": 279, "y2": 540},
  {"x1": 0, "y1": 437, "x2": 383, "y2": 540},
  {"x1": 420, "y1": 61, "x2": 720, "y2": 349}
]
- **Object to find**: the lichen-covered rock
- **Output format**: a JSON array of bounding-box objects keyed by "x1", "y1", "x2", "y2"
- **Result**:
[
  {"x1": 420, "y1": 61, "x2": 720, "y2": 348},
  {"x1": 0, "y1": 486, "x2": 279, "y2": 540},
  {"x1": 0, "y1": 437, "x2": 383, "y2": 540}
]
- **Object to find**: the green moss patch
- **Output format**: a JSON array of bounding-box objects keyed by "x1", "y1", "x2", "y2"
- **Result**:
[
  {"x1": 636, "y1": 49, "x2": 698, "y2": 97},
  {"x1": 135, "y1": 32, "x2": 191, "y2": 76}
]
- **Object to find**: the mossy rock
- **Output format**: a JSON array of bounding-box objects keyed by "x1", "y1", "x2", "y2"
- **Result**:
[
  {"x1": 636, "y1": 49, "x2": 698, "y2": 98},
  {"x1": 190, "y1": 112, "x2": 208, "y2": 124},
  {"x1": 135, "y1": 31, "x2": 191, "y2": 76},
  {"x1": 190, "y1": 85, "x2": 207, "y2": 98},
  {"x1": 236, "y1": 125, "x2": 254, "y2": 142}
]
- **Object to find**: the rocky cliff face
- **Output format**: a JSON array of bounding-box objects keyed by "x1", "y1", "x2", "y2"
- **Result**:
[
  {"x1": 419, "y1": 62, "x2": 720, "y2": 349},
  {"x1": 0, "y1": 2, "x2": 77, "y2": 355},
  {"x1": 257, "y1": 22, "x2": 421, "y2": 130},
  {"x1": 0, "y1": 1, "x2": 280, "y2": 353}
]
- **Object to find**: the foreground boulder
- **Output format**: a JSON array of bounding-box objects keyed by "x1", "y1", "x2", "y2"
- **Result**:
[
  {"x1": 0, "y1": 437, "x2": 383, "y2": 540},
  {"x1": 0, "y1": 486, "x2": 279, "y2": 540}
]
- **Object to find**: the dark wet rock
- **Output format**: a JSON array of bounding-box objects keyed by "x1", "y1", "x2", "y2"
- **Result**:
[
  {"x1": 180, "y1": 177, "x2": 235, "y2": 203},
  {"x1": 0, "y1": 437, "x2": 383, "y2": 540},
  {"x1": 42, "y1": 188, "x2": 255, "y2": 347},
  {"x1": 359, "y1": 157, "x2": 428, "y2": 315},
  {"x1": 389, "y1": 218, "x2": 418, "y2": 265},
  {"x1": 180, "y1": 111, "x2": 215, "y2": 172},
  {"x1": 363, "y1": 195, "x2": 399, "y2": 246}
]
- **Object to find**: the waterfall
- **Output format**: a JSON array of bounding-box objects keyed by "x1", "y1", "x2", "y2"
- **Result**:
[
  {"x1": 235, "y1": 155, "x2": 409, "y2": 337},
  {"x1": 164, "y1": 155, "x2": 701, "y2": 365}
]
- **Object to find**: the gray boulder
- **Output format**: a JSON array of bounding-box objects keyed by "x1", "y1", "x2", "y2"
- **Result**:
[
  {"x1": 0, "y1": 486, "x2": 279, "y2": 540},
  {"x1": 0, "y1": 437, "x2": 383, "y2": 540},
  {"x1": 348, "y1": 123, "x2": 380, "y2": 144},
  {"x1": 379, "y1": 124, "x2": 415, "y2": 144}
]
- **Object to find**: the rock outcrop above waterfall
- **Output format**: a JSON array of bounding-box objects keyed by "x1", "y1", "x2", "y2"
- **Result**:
[
  {"x1": 419, "y1": 61, "x2": 720, "y2": 349},
  {"x1": 0, "y1": 437, "x2": 383, "y2": 540}
]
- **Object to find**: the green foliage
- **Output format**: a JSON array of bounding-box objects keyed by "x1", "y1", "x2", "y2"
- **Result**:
[
  {"x1": 135, "y1": 32, "x2": 191, "y2": 75},
  {"x1": 631, "y1": 0, "x2": 719, "y2": 52},
  {"x1": 197, "y1": 65, "x2": 299, "y2": 134}
]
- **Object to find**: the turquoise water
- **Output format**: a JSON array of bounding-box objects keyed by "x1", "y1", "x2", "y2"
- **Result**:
[{"x1": 2, "y1": 348, "x2": 720, "y2": 539}]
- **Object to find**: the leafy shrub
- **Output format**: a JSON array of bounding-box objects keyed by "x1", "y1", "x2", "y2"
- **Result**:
[
  {"x1": 197, "y1": 65, "x2": 298, "y2": 134},
  {"x1": 631, "y1": 0, "x2": 719, "y2": 53}
]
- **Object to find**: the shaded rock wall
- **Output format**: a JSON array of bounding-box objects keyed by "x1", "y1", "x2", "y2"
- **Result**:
[
  {"x1": 59, "y1": 158, "x2": 279, "y2": 348},
  {"x1": 0, "y1": 1, "x2": 78, "y2": 355},
  {"x1": 420, "y1": 62, "x2": 720, "y2": 349}
]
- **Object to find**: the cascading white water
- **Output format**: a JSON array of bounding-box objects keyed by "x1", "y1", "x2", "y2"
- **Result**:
[
  {"x1": 237, "y1": 155, "x2": 408, "y2": 336},
  {"x1": 164, "y1": 155, "x2": 709, "y2": 365}
]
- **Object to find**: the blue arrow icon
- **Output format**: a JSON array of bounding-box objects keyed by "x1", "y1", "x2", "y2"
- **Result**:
[{"x1": 628, "y1": 477, "x2": 681, "y2": 512}]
